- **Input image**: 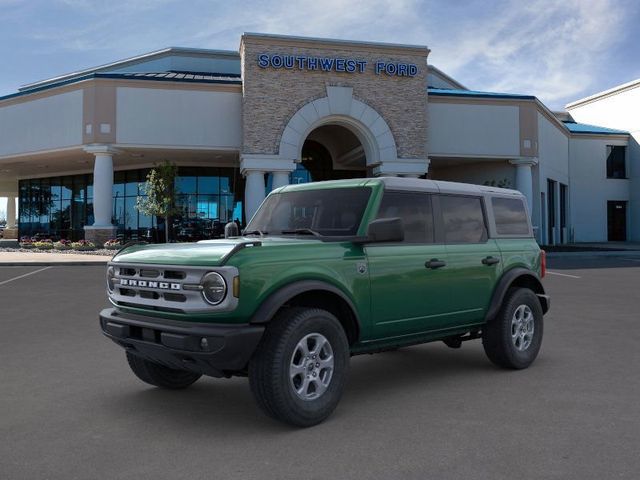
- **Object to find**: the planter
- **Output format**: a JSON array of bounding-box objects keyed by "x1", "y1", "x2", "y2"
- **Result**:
[
  {"x1": 73, "y1": 246, "x2": 96, "y2": 251},
  {"x1": 103, "y1": 245, "x2": 122, "y2": 250}
]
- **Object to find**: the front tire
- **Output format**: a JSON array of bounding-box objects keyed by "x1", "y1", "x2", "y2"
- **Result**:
[
  {"x1": 249, "y1": 307, "x2": 350, "y2": 427},
  {"x1": 126, "y1": 352, "x2": 202, "y2": 389},
  {"x1": 482, "y1": 288, "x2": 544, "y2": 369}
]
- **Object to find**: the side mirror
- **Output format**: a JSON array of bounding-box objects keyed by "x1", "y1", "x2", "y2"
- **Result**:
[{"x1": 365, "y1": 217, "x2": 404, "y2": 243}]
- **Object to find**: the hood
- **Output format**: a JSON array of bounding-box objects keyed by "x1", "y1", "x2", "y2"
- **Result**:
[{"x1": 111, "y1": 236, "x2": 321, "y2": 266}]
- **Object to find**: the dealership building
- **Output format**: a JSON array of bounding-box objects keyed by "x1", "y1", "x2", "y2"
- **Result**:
[{"x1": 0, "y1": 33, "x2": 637, "y2": 244}]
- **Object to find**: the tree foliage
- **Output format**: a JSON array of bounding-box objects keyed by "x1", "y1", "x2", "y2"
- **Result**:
[{"x1": 136, "y1": 161, "x2": 179, "y2": 242}]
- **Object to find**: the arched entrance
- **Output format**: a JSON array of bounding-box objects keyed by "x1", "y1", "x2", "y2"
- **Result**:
[
  {"x1": 278, "y1": 86, "x2": 399, "y2": 171},
  {"x1": 293, "y1": 125, "x2": 367, "y2": 183},
  {"x1": 242, "y1": 86, "x2": 427, "y2": 220}
]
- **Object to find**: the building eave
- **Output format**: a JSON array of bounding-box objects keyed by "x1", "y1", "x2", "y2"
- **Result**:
[
  {"x1": 566, "y1": 78, "x2": 640, "y2": 110},
  {"x1": 1, "y1": 72, "x2": 242, "y2": 104}
]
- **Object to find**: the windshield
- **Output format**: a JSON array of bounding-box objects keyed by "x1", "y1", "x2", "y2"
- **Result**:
[{"x1": 245, "y1": 187, "x2": 372, "y2": 237}]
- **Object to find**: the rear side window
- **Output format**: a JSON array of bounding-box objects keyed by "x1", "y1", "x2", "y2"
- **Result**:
[
  {"x1": 440, "y1": 195, "x2": 487, "y2": 244},
  {"x1": 492, "y1": 197, "x2": 530, "y2": 235},
  {"x1": 376, "y1": 191, "x2": 434, "y2": 243}
]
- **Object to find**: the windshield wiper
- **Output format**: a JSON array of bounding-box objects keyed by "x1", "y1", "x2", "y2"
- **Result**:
[
  {"x1": 243, "y1": 229, "x2": 268, "y2": 237},
  {"x1": 280, "y1": 228, "x2": 323, "y2": 238}
]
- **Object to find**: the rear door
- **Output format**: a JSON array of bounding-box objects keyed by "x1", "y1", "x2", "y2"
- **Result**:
[
  {"x1": 437, "y1": 194, "x2": 502, "y2": 326},
  {"x1": 366, "y1": 190, "x2": 451, "y2": 338}
]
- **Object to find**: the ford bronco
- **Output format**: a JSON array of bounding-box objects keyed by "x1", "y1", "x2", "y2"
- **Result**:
[{"x1": 100, "y1": 177, "x2": 549, "y2": 427}]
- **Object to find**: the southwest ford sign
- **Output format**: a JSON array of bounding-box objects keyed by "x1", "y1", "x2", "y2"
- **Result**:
[{"x1": 257, "y1": 54, "x2": 418, "y2": 77}]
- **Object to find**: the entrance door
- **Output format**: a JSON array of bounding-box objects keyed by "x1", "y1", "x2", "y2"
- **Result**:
[
  {"x1": 607, "y1": 201, "x2": 627, "y2": 241},
  {"x1": 547, "y1": 179, "x2": 556, "y2": 244}
]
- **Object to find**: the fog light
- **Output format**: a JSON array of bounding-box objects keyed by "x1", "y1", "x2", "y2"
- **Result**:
[{"x1": 200, "y1": 337, "x2": 209, "y2": 350}]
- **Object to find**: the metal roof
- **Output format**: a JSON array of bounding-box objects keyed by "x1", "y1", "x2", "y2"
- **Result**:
[
  {"x1": 19, "y1": 47, "x2": 240, "y2": 92},
  {"x1": 0, "y1": 71, "x2": 242, "y2": 103},
  {"x1": 428, "y1": 87, "x2": 536, "y2": 100},
  {"x1": 562, "y1": 121, "x2": 629, "y2": 135},
  {"x1": 108, "y1": 71, "x2": 241, "y2": 82}
]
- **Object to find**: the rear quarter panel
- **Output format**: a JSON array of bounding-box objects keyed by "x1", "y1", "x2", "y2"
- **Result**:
[{"x1": 495, "y1": 238, "x2": 541, "y2": 275}]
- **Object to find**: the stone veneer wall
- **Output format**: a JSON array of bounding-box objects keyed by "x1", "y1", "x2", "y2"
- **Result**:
[{"x1": 241, "y1": 36, "x2": 429, "y2": 160}]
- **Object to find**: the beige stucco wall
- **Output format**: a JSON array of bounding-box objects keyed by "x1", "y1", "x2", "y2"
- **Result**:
[
  {"x1": 240, "y1": 35, "x2": 429, "y2": 160},
  {"x1": 116, "y1": 87, "x2": 242, "y2": 148},
  {"x1": 427, "y1": 102, "x2": 520, "y2": 157},
  {"x1": 0, "y1": 90, "x2": 83, "y2": 157}
]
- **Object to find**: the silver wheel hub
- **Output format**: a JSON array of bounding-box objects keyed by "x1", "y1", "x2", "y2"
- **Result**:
[
  {"x1": 511, "y1": 304, "x2": 535, "y2": 351},
  {"x1": 289, "y1": 333, "x2": 334, "y2": 401}
]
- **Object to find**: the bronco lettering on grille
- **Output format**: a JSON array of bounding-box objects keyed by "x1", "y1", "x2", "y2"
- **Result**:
[{"x1": 119, "y1": 279, "x2": 181, "y2": 290}]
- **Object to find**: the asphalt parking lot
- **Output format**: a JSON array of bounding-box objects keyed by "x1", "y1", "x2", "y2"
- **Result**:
[{"x1": 1, "y1": 257, "x2": 639, "y2": 479}]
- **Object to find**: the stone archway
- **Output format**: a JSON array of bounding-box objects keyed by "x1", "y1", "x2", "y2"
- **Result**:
[
  {"x1": 240, "y1": 86, "x2": 428, "y2": 220},
  {"x1": 278, "y1": 86, "x2": 398, "y2": 167}
]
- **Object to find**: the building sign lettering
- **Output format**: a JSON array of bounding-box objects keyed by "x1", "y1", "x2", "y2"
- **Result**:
[{"x1": 257, "y1": 54, "x2": 418, "y2": 77}]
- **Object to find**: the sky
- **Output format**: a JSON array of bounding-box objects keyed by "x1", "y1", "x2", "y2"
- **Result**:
[{"x1": 1, "y1": 0, "x2": 639, "y2": 218}]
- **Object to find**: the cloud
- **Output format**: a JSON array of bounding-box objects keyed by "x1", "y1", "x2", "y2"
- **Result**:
[
  {"x1": 428, "y1": 0, "x2": 633, "y2": 107},
  {"x1": 1, "y1": 0, "x2": 637, "y2": 109}
]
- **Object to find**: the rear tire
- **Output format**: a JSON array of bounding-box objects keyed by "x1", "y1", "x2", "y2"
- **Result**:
[
  {"x1": 482, "y1": 288, "x2": 544, "y2": 369},
  {"x1": 249, "y1": 307, "x2": 350, "y2": 427},
  {"x1": 126, "y1": 352, "x2": 202, "y2": 389}
]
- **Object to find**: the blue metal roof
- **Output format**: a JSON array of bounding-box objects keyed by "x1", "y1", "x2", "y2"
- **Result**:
[
  {"x1": 428, "y1": 87, "x2": 536, "y2": 100},
  {"x1": 0, "y1": 72, "x2": 242, "y2": 102},
  {"x1": 562, "y1": 121, "x2": 628, "y2": 135}
]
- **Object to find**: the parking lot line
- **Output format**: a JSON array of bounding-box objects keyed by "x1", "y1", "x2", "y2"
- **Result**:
[
  {"x1": 546, "y1": 271, "x2": 581, "y2": 279},
  {"x1": 0, "y1": 266, "x2": 52, "y2": 287}
]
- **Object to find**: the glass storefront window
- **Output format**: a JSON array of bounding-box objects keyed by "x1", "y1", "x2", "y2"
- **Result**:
[
  {"x1": 197, "y1": 175, "x2": 218, "y2": 194},
  {"x1": 113, "y1": 171, "x2": 125, "y2": 198},
  {"x1": 18, "y1": 166, "x2": 244, "y2": 242},
  {"x1": 61, "y1": 177, "x2": 73, "y2": 200},
  {"x1": 176, "y1": 175, "x2": 197, "y2": 194},
  {"x1": 125, "y1": 171, "x2": 140, "y2": 197}
]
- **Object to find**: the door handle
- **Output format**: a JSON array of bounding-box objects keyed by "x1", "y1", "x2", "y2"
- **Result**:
[
  {"x1": 425, "y1": 259, "x2": 446, "y2": 269},
  {"x1": 482, "y1": 256, "x2": 500, "y2": 266}
]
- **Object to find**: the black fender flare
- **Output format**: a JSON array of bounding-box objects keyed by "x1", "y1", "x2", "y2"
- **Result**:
[
  {"x1": 485, "y1": 268, "x2": 549, "y2": 322},
  {"x1": 249, "y1": 280, "x2": 361, "y2": 328}
]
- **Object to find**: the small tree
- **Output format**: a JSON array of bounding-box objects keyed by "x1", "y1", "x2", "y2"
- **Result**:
[{"x1": 136, "y1": 161, "x2": 179, "y2": 243}]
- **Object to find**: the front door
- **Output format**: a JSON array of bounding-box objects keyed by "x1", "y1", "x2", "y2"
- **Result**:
[
  {"x1": 366, "y1": 191, "x2": 452, "y2": 338},
  {"x1": 608, "y1": 201, "x2": 627, "y2": 241}
]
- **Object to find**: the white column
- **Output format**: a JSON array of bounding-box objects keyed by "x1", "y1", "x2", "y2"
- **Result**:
[
  {"x1": 271, "y1": 171, "x2": 290, "y2": 190},
  {"x1": 83, "y1": 145, "x2": 119, "y2": 243},
  {"x1": 510, "y1": 158, "x2": 538, "y2": 214},
  {"x1": 6, "y1": 195, "x2": 16, "y2": 229},
  {"x1": 244, "y1": 170, "x2": 266, "y2": 221},
  {"x1": 241, "y1": 154, "x2": 295, "y2": 221},
  {"x1": 91, "y1": 152, "x2": 115, "y2": 226}
]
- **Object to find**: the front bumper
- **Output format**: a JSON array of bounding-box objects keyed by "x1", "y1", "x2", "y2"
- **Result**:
[{"x1": 99, "y1": 308, "x2": 264, "y2": 377}]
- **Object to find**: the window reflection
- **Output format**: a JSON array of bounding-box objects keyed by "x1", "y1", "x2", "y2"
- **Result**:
[{"x1": 18, "y1": 167, "x2": 245, "y2": 242}]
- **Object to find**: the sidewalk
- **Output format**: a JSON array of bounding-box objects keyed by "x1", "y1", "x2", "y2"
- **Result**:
[{"x1": 0, "y1": 251, "x2": 112, "y2": 266}]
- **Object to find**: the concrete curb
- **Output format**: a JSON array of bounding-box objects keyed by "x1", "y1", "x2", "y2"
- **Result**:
[{"x1": 546, "y1": 250, "x2": 640, "y2": 258}]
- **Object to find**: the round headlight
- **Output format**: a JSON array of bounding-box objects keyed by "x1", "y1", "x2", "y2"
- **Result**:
[
  {"x1": 106, "y1": 266, "x2": 116, "y2": 293},
  {"x1": 201, "y1": 272, "x2": 227, "y2": 305}
]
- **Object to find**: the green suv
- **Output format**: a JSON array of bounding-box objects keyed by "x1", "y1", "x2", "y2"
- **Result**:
[{"x1": 100, "y1": 178, "x2": 549, "y2": 427}]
